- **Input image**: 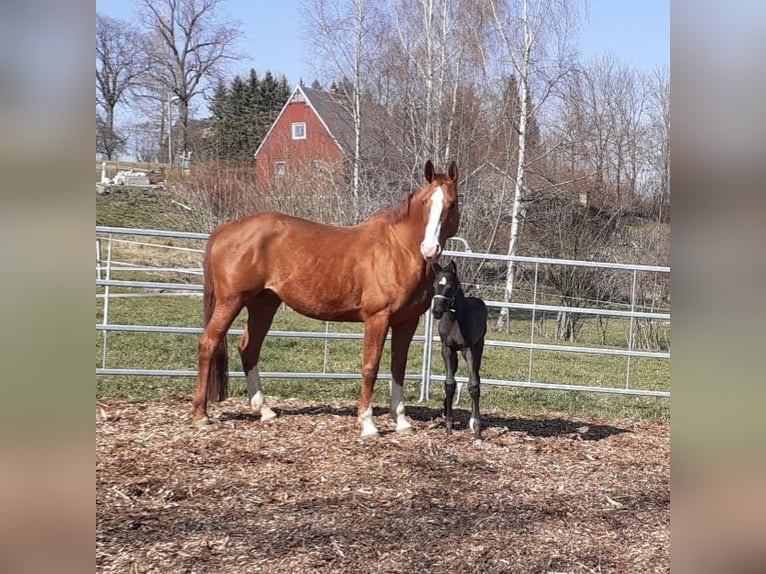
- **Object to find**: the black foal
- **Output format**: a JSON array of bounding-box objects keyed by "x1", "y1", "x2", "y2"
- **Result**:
[{"x1": 432, "y1": 260, "x2": 488, "y2": 439}]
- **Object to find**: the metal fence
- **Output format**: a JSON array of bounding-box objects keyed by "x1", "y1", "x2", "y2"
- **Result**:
[{"x1": 96, "y1": 226, "x2": 670, "y2": 399}]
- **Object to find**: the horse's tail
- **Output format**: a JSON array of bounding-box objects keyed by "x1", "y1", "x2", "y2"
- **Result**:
[{"x1": 202, "y1": 240, "x2": 229, "y2": 402}]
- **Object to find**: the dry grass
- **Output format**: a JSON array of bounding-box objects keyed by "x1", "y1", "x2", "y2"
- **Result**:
[{"x1": 96, "y1": 397, "x2": 669, "y2": 573}]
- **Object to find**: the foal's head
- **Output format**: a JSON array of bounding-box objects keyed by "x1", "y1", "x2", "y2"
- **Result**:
[
  {"x1": 419, "y1": 160, "x2": 459, "y2": 263},
  {"x1": 432, "y1": 259, "x2": 461, "y2": 319}
]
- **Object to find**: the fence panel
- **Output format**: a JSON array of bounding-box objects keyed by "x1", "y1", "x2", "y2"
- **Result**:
[{"x1": 96, "y1": 226, "x2": 670, "y2": 399}]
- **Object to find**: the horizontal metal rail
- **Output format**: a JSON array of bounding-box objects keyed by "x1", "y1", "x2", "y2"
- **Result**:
[
  {"x1": 442, "y1": 248, "x2": 670, "y2": 273},
  {"x1": 96, "y1": 323, "x2": 665, "y2": 358},
  {"x1": 96, "y1": 280, "x2": 668, "y2": 321},
  {"x1": 484, "y1": 300, "x2": 670, "y2": 320},
  {"x1": 96, "y1": 227, "x2": 669, "y2": 273},
  {"x1": 96, "y1": 323, "x2": 427, "y2": 342},
  {"x1": 97, "y1": 279, "x2": 203, "y2": 291},
  {"x1": 96, "y1": 368, "x2": 423, "y2": 381},
  {"x1": 96, "y1": 226, "x2": 209, "y2": 240},
  {"x1": 427, "y1": 375, "x2": 669, "y2": 398}
]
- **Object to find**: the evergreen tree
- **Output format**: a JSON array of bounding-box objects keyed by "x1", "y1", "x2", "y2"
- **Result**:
[
  {"x1": 228, "y1": 75, "x2": 250, "y2": 158},
  {"x1": 207, "y1": 79, "x2": 232, "y2": 157},
  {"x1": 203, "y1": 69, "x2": 291, "y2": 160}
]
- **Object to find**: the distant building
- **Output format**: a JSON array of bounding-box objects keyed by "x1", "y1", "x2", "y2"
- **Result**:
[{"x1": 253, "y1": 85, "x2": 385, "y2": 187}]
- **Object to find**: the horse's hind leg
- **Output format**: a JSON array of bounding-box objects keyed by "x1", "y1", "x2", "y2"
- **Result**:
[
  {"x1": 192, "y1": 296, "x2": 243, "y2": 425},
  {"x1": 464, "y1": 340, "x2": 484, "y2": 439},
  {"x1": 239, "y1": 292, "x2": 281, "y2": 421}
]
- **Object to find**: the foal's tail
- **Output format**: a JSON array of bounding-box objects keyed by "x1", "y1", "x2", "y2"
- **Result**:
[{"x1": 202, "y1": 242, "x2": 229, "y2": 402}]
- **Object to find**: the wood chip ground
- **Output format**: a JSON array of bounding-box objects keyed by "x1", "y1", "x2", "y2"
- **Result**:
[{"x1": 97, "y1": 397, "x2": 669, "y2": 573}]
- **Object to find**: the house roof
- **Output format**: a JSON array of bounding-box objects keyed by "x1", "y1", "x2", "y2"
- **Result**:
[
  {"x1": 253, "y1": 84, "x2": 385, "y2": 160},
  {"x1": 302, "y1": 87, "x2": 355, "y2": 155}
]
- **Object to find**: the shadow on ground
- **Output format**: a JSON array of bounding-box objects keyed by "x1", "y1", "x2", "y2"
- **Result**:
[{"x1": 219, "y1": 402, "x2": 630, "y2": 441}]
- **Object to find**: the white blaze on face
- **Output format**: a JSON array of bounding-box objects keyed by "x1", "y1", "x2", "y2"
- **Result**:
[{"x1": 420, "y1": 185, "x2": 444, "y2": 260}]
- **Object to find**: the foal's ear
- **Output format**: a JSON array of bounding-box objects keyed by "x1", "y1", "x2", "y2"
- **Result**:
[
  {"x1": 432, "y1": 262, "x2": 443, "y2": 274},
  {"x1": 448, "y1": 259, "x2": 457, "y2": 275},
  {"x1": 424, "y1": 160, "x2": 435, "y2": 183},
  {"x1": 448, "y1": 161, "x2": 458, "y2": 181}
]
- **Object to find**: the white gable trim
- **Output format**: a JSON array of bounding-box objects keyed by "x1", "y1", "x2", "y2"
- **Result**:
[{"x1": 253, "y1": 84, "x2": 345, "y2": 160}]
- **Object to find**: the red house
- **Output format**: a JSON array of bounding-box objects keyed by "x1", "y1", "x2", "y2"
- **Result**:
[
  {"x1": 254, "y1": 85, "x2": 356, "y2": 185},
  {"x1": 254, "y1": 85, "x2": 389, "y2": 190}
]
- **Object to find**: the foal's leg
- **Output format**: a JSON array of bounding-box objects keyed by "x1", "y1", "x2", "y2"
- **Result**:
[
  {"x1": 358, "y1": 314, "x2": 389, "y2": 437},
  {"x1": 239, "y1": 292, "x2": 281, "y2": 421},
  {"x1": 442, "y1": 344, "x2": 458, "y2": 435},
  {"x1": 390, "y1": 318, "x2": 419, "y2": 434},
  {"x1": 192, "y1": 296, "x2": 243, "y2": 425},
  {"x1": 463, "y1": 339, "x2": 484, "y2": 439}
]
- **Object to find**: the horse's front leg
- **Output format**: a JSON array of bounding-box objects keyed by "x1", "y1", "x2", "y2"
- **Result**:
[
  {"x1": 390, "y1": 318, "x2": 419, "y2": 434},
  {"x1": 463, "y1": 342, "x2": 483, "y2": 439},
  {"x1": 358, "y1": 314, "x2": 390, "y2": 438},
  {"x1": 442, "y1": 343, "x2": 458, "y2": 435}
]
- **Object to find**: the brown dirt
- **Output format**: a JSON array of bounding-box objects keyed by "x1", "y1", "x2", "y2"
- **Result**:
[{"x1": 96, "y1": 397, "x2": 669, "y2": 573}]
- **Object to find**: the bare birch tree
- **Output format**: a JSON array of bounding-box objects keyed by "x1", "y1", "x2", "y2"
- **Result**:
[
  {"x1": 303, "y1": 0, "x2": 380, "y2": 205},
  {"x1": 386, "y1": 0, "x2": 485, "y2": 171},
  {"x1": 487, "y1": 0, "x2": 580, "y2": 332},
  {"x1": 647, "y1": 65, "x2": 670, "y2": 221}
]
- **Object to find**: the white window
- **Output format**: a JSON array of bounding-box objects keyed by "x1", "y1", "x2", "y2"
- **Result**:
[
  {"x1": 291, "y1": 122, "x2": 306, "y2": 140},
  {"x1": 275, "y1": 161, "x2": 286, "y2": 177}
]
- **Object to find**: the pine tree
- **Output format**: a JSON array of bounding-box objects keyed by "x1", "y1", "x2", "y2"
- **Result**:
[
  {"x1": 207, "y1": 79, "x2": 231, "y2": 158},
  {"x1": 245, "y1": 69, "x2": 261, "y2": 158},
  {"x1": 204, "y1": 69, "x2": 291, "y2": 160},
  {"x1": 228, "y1": 75, "x2": 250, "y2": 159}
]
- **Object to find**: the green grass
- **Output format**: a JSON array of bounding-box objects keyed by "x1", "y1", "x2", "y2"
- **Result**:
[
  {"x1": 97, "y1": 294, "x2": 669, "y2": 421},
  {"x1": 97, "y1": 187, "x2": 192, "y2": 231}
]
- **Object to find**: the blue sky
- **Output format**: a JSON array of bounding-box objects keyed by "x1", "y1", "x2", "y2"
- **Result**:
[{"x1": 97, "y1": 0, "x2": 668, "y2": 89}]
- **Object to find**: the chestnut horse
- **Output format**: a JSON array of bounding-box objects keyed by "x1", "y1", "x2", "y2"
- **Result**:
[{"x1": 192, "y1": 160, "x2": 459, "y2": 437}]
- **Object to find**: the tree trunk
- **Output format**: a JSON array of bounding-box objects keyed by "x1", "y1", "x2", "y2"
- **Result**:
[
  {"x1": 495, "y1": 0, "x2": 531, "y2": 333},
  {"x1": 105, "y1": 106, "x2": 116, "y2": 160}
]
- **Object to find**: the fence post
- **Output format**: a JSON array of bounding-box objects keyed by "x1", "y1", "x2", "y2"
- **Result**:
[
  {"x1": 323, "y1": 321, "x2": 331, "y2": 374},
  {"x1": 528, "y1": 262, "x2": 539, "y2": 383},
  {"x1": 101, "y1": 234, "x2": 114, "y2": 369},
  {"x1": 625, "y1": 269, "x2": 638, "y2": 389},
  {"x1": 419, "y1": 306, "x2": 435, "y2": 402},
  {"x1": 96, "y1": 237, "x2": 102, "y2": 280}
]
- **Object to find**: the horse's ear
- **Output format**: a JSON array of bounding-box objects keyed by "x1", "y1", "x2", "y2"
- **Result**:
[
  {"x1": 448, "y1": 260, "x2": 457, "y2": 275},
  {"x1": 425, "y1": 160, "x2": 435, "y2": 183},
  {"x1": 432, "y1": 262, "x2": 443, "y2": 274},
  {"x1": 448, "y1": 161, "x2": 458, "y2": 181}
]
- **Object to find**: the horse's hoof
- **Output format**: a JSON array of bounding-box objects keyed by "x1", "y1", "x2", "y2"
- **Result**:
[
  {"x1": 396, "y1": 424, "x2": 414, "y2": 435},
  {"x1": 360, "y1": 428, "x2": 380, "y2": 439},
  {"x1": 259, "y1": 407, "x2": 277, "y2": 421},
  {"x1": 192, "y1": 416, "x2": 212, "y2": 427}
]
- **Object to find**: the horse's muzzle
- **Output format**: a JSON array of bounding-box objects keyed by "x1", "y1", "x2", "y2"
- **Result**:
[{"x1": 421, "y1": 242, "x2": 442, "y2": 262}]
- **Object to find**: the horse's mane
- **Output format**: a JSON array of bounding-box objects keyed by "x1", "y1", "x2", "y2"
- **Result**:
[
  {"x1": 369, "y1": 174, "x2": 444, "y2": 226},
  {"x1": 365, "y1": 191, "x2": 413, "y2": 226},
  {"x1": 386, "y1": 191, "x2": 413, "y2": 224}
]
